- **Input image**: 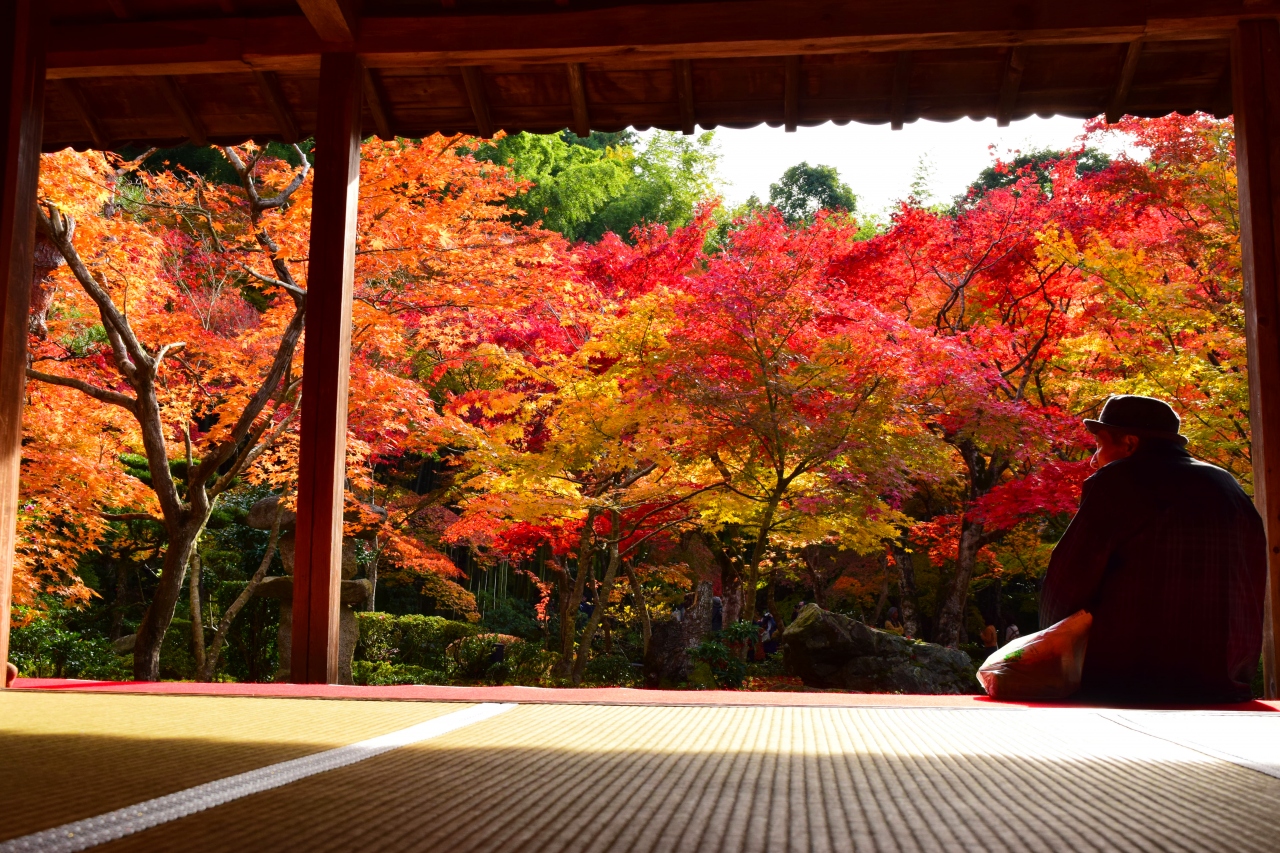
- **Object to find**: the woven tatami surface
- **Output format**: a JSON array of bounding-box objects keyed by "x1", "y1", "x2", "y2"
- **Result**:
[
  {"x1": 58, "y1": 702, "x2": 1280, "y2": 853},
  {"x1": 0, "y1": 691, "x2": 468, "y2": 841}
]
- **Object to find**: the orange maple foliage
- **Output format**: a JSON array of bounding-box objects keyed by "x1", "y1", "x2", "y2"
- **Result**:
[{"x1": 19, "y1": 136, "x2": 558, "y2": 677}]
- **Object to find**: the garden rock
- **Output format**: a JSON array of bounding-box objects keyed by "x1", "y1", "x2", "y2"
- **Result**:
[
  {"x1": 782, "y1": 604, "x2": 978, "y2": 694},
  {"x1": 643, "y1": 580, "x2": 714, "y2": 687}
]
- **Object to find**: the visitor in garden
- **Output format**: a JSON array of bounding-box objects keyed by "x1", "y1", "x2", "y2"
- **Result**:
[
  {"x1": 980, "y1": 622, "x2": 999, "y2": 657},
  {"x1": 760, "y1": 610, "x2": 780, "y2": 656},
  {"x1": 1039, "y1": 395, "x2": 1267, "y2": 702},
  {"x1": 1005, "y1": 622, "x2": 1021, "y2": 645}
]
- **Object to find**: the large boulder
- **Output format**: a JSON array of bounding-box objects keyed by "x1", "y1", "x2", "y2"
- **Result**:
[
  {"x1": 643, "y1": 580, "x2": 714, "y2": 688},
  {"x1": 782, "y1": 604, "x2": 978, "y2": 694}
]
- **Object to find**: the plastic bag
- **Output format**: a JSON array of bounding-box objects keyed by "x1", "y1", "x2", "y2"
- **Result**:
[{"x1": 976, "y1": 610, "x2": 1092, "y2": 701}]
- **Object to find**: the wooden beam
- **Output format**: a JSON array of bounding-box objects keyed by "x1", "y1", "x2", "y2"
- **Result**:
[
  {"x1": 362, "y1": 66, "x2": 392, "y2": 140},
  {"x1": 784, "y1": 55, "x2": 800, "y2": 132},
  {"x1": 675, "y1": 59, "x2": 696, "y2": 135},
  {"x1": 1211, "y1": 56, "x2": 1234, "y2": 119},
  {"x1": 106, "y1": 0, "x2": 130, "y2": 19},
  {"x1": 889, "y1": 50, "x2": 911, "y2": 130},
  {"x1": 1106, "y1": 39, "x2": 1143, "y2": 123},
  {"x1": 60, "y1": 79, "x2": 107, "y2": 149},
  {"x1": 53, "y1": 0, "x2": 1272, "y2": 80},
  {"x1": 996, "y1": 47, "x2": 1026, "y2": 127},
  {"x1": 1232, "y1": 18, "x2": 1280, "y2": 701},
  {"x1": 253, "y1": 70, "x2": 300, "y2": 143},
  {"x1": 566, "y1": 62, "x2": 590, "y2": 138},
  {"x1": 460, "y1": 65, "x2": 493, "y2": 138},
  {"x1": 296, "y1": 0, "x2": 359, "y2": 43},
  {"x1": 290, "y1": 51, "x2": 362, "y2": 685},
  {"x1": 0, "y1": 0, "x2": 46, "y2": 688},
  {"x1": 157, "y1": 76, "x2": 207, "y2": 146}
]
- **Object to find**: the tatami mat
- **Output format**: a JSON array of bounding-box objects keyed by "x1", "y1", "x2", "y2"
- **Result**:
[
  {"x1": 66, "y1": 703, "x2": 1280, "y2": 853},
  {"x1": 0, "y1": 691, "x2": 468, "y2": 841}
]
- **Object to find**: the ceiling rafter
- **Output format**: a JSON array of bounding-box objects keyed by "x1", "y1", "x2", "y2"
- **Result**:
[
  {"x1": 253, "y1": 70, "x2": 300, "y2": 143},
  {"x1": 566, "y1": 63, "x2": 590, "y2": 138},
  {"x1": 996, "y1": 47, "x2": 1026, "y2": 127},
  {"x1": 675, "y1": 59, "x2": 696, "y2": 135},
  {"x1": 460, "y1": 66, "x2": 493, "y2": 138},
  {"x1": 157, "y1": 76, "x2": 208, "y2": 146},
  {"x1": 363, "y1": 67, "x2": 393, "y2": 139},
  {"x1": 1106, "y1": 39, "x2": 1144, "y2": 123},
  {"x1": 890, "y1": 51, "x2": 911, "y2": 130},
  {"x1": 296, "y1": 0, "x2": 359, "y2": 42},
  {"x1": 784, "y1": 56, "x2": 801, "y2": 132},
  {"x1": 60, "y1": 80, "x2": 108, "y2": 149}
]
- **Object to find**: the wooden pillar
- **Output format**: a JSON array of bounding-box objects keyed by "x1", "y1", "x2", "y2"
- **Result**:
[
  {"x1": 290, "y1": 52, "x2": 362, "y2": 684},
  {"x1": 1235, "y1": 19, "x2": 1280, "y2": 699},
  {"x1": 0, "y1": 2, "x2": 45, "y2": 687}
]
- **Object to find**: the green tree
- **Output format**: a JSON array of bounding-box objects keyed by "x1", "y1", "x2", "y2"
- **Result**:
[
  {"x1": 965, "y1": 146, "x2": 1111, "y2": 201},
  {"x1": 768, "y1": 162, "x2": 857, "y2": 224},
  {"x1": 475, "y1": 131, "x2": 634, "y2": 242},
  {"x1": 478, "y1": 130, "x2": 720, "y2": 243}
]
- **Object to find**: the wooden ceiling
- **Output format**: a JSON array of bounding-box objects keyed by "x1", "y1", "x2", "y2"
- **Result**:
[{"x1": 42, "y1": 0, "x2": 1267, "y2": 150}]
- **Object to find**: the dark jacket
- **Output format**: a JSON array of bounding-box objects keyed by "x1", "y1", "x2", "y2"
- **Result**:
[{"x1": 1039, "y1": 441, "x2": 1266, "y2": 702}]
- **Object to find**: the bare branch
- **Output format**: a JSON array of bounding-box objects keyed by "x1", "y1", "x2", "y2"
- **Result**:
[
  {"x1": 26, "y1": 368, "x2": 137, "y2": 412},
  {"x1": 101, "y1": 511, "x2": 163, "y2": 523}
]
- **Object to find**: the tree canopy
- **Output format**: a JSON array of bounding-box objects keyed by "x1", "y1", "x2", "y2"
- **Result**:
[{"x1": 768, "y1": 162, "x2": 858, "y2": 224}]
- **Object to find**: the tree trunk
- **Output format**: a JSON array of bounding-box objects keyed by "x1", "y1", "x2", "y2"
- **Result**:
[
  {"x1": 189, "y1": 553, "x2": 206, "y2": 676},
  {"x1": 557, "y1": 512, "x2": 597, "y2": 675},
  {"x1": 571, "y1": 537, "x2": 621, "y2": 685},
  {"x1": 891, "y1": 544, "x2": 920, "y2": 639},
  {"x1": 871, "y1": 572, "x2": 890, "y2": 627},
  {"x1": 741, "y1": 497, "x2": 780, "y2": 625},
  {"x1": 626, "y1": 565, "x2": 652, "y2": 656},
  {"x1": 110, "y1": 560, "x2": 129, "y2": 641},
  {"x1": 199, "y1": 503, "x2": 285, "y2": 681},
  {"x1": 934, "y1": 518, "x2": 987, "y2": 648},
  {"x1": 132, "y1": 520, "x2": 204, "y2": 680}
]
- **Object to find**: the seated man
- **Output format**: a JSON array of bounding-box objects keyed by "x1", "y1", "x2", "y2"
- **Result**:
[{"x1": 1040, "y1": 395, "x2": 1266, "y2": 702}]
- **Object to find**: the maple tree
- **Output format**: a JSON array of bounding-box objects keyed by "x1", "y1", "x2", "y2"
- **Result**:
[
  {"x1": 21, "y1": 136, "x2": 557, "y2": 680},
  {"x1": 14, "y1": 113, "x2": 1252, "y2": 684},
  {"x1": 444, "y1": 219, "x2": 716, "y2": 683},
  {"x1": 643, "y1": 212, "x2": 927, "y2": 628}
]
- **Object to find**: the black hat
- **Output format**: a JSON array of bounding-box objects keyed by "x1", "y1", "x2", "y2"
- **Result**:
[{"x1": 1083, "y1": 395, "x2": 1186, "y2": 446}]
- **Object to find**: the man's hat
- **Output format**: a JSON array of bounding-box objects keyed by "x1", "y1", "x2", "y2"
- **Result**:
[{"x1": 1083, "y1": 394, "x2": 1187, "y2": 446}]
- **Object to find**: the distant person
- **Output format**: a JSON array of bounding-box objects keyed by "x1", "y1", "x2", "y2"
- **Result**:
[
  {"x1": 712, "y1": 596, "x2": 723, "y2": 632},
  {"x1": 980, "y1": 622, "x2": 999, "y2": 657},
  {"x1": 1040, "y1": 395, "x2": 1266, "y2": 703},
  {"x1": 792, "y1": 601, "x2": 807, "y2": 622},
  {"x1": 761, "y1": 610, "x2": 780, "y2": 656},
  {"x1": 5, "y1": 661, "x2": 16, "y2": 687},
  {"x1": 884, "y1": 607, "x2": 904, "y2": 635},
  {"x1": 1005, "y1": 623, "x2": 1021, "y2": 645}
]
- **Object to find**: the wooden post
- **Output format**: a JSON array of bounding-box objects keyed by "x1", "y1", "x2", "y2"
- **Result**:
[
  {"x1": 1234, "y1": 18, "x2": 1280, "y2": 699},
  {"x1": 0, "y1": 1, "x2": 46, "y2": 687},
  {"x1": 290, "y1": 51, "x2": 362, "y2": 684}
]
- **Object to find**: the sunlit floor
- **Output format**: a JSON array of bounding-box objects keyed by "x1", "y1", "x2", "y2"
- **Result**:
[{"x1": 3, "y1": 687, "x2": 1279, "y2": 852}]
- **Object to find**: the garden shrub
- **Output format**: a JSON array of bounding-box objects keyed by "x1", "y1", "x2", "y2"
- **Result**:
[
  {"x1": 504, "y1": 642, "x2": 561, "y2": 686},
  {"x1": 582, "y1": 653, "x2": 641, "y2": 687},
  {"x1": 352, "y1": 661, "x2": 449, "y2": 686},
  {"x1": 689, "y1": 638, "x2": 746, "y2": 689},
  {"x1": 9, "y1": 606, "x2": 130, "y2": 681},
  {"x1": 445, "y1": 633, "x2": 522, "y2": 682},
  {"x1": 356, "y1": 612, "x2": 478, "y2": 670}
]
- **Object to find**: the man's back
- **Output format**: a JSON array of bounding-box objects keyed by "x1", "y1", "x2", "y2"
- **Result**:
[{"x1": 1040, "y1": 442, "x2": 1266, "y2": 702}]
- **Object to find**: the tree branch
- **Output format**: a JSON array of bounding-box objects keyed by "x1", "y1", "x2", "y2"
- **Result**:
[{"x1": 26, "y1": 368, "x2": 137, "y2": 412}]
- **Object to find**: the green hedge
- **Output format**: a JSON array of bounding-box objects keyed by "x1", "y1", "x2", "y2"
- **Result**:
[
  {"x1": 355, "y1": 612, "x2": 479, "y2": 671},
  {"x1": 353, "y1": 613, "x2": 563, "y2": 686}
]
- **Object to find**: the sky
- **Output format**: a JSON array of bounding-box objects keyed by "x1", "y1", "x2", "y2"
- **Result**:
[{"x1": 703, "y1": 116, "x2": 1142, "y2": 219}]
